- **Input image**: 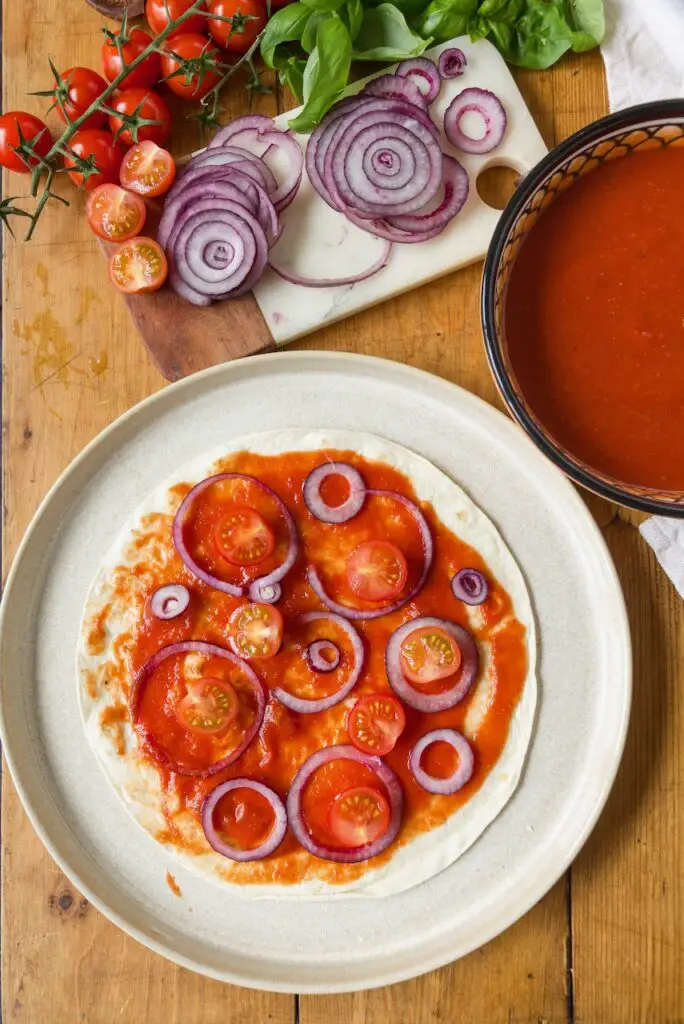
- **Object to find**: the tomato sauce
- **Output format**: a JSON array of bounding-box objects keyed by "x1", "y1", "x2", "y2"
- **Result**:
[
  {"x1": 104, "y1": 449, "x2": 529, "y2": 886},
  {"x1": 505, "y1": 145, "x2": 684, "y2": 490}
]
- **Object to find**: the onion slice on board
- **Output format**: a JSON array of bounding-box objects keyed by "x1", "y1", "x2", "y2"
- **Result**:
[
  {"x1": 438, "y1": 48, "x2": 468, "y2": 79},
  {"x1": 452, "y1": 567, "x2": 489, "y2": 605},
  {"x1": 208, "y1": 115, "x2": 303, "y2": 212},
  {"x1": 201, "y1": 778, "x2": 287, "y2": 861},
  {"x1": 172, "y1": 473, "x2": 298, "y2": 599},
  {"x1": 443, "y1": 87, "x2": 507, "y2": 155},
  {"x1": 303, "y1": 462, "x2": 366, "y2": 524},
  {"x1": 395, "y1": 58, "x2": 441, "y2": 104},
  {"x1": 272, "y1": 611, "x2": 363, "y2": 713},
  {"x1": 150, "y1": 583, "x2": 190, "y2": 620},
  {"x1": 362, "y1": 73, "x2": 429, "y2": 110},
  {"x1": 409, "y1": 728, "x2": 474, "y2": 794},
  {"x1": 130, "y1": 640, "x2": 266, "y2": 777},
  {"x1": 306, "y1": 639, "x2": 341, "y2": 673},
  {"x1": 386, "y1": 617, "x2": 479, "y2": 712},
  {"x1": 286, "y1": 744, "x2": 403, "y2": 862},
  {"x1": 306, "y1": 489, "x2": 433, "y2": 620}
]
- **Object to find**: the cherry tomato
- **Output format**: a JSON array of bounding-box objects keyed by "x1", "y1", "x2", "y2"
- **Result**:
[
  {"x1": 110, "y1": 236, "x2": 168, "y2": 293},
  {"x1": 86, "y1": 183, "x2": 146, "y2": 242},
  {"x1": 120, "y1": 141, "x2": 176, "y2": 197},
  {"x1": 208, "y1": 0, "x2": 267, "y2": 53},
  {"x1": 347, "y1": 694, "x2": 406, "y2": 756},
  {"x1": 161, "y1": 33, "x2": 223, "y2": 100},
  {"x1": 214, "y1": 506, "x2": 274, "y2": 565},
  {"x1": 347, "y1": 541, "x2": 408, "y2": 602},
  {"x1": 0, "y1": 112, "x2": 51, "y2": 172},
  {"x1": 328, "y1": 786, "x2": 391, "y2": 848},
  {"x1": 176, "y1": 678, "x2": 238, "y2": 734},
  {"x1": 146, "y1": 0, "x2": 207, "y2": 36},
  {"x1": 64, "y1": 129, "x2": 125, "y2": 190},
  {"x1": 229, "y1": 603, "x2": 283, "y2": 659},
  {"x1": 400, "y1": 625, "x2": 461, "y2": 685},
  {"x1": 109, "y1": 88, "x2": 172, "y2": 147},
  {"x1": 102, "y1": 27, "x2": 162, "y2": 90},
  {"x1": 54, "y1": 67, "x2": 108, "y2": 130}
]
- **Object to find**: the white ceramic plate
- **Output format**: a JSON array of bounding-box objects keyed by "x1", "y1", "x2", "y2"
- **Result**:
[{"x1": 0, "y1": 352, "x2": 631, "y2": 993}]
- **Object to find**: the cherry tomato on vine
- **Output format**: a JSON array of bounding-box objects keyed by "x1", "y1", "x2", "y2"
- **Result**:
[
  {"x1": 86, "y1": 183, "x2": 147, "y2": 242},
  {"x1": 0, "y1": 112, "x2": 52, "y2": 172},
  {"x1": 208, "y1": 0, "x2": 267, "y2": 53},
  {"x1": 110, "y1": 237, "x2": 168, "y2": 293},
  {"x1": 120, "y1": 140, "x2": 176, "y2": 197},
  {"x1": 64, "y1": 129, "x2": 126, "y2": 190},
  {"x1": 161, "y1": 33, "x2": 223, "y2": 100},
  {"x1": 101, "y1": 27, "x2": 162, "y2": 90},
  {"x1": 146, "y1": 0, "x2": 207, "y2": 36},
  {"x1": 54, "y1": 67, "x2": 108, "y2": 130},
  {"x1": 109, "y1": 88, "x2": 172, "y2": 147}
]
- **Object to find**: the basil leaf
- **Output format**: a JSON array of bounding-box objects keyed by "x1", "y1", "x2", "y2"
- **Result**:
[
  {"x1": 566, "y1": 0, "x2": 605, "y2": 42},
  {"x1": 260, "y1": 3, "x2": 312, "y2": 68},
  {"x1": 419, "y1": 0, "x2": 477, "y2": 44},
  {"x1": 288, "y1": 15, "x2": 352, "y2": 133},
  {"x1": 301, "y1": 0, "x2": 345, "y2": 11},
  {"x1": 302, "y1": 10, "x2": 330, "y2": 51},
  {"x1": 353, "y1": 3, "x2": 430, "y2": 60},
  {"x1": 481, "y1": 0, "x2": 574, "y2": 69},
  {"x1": 279, "y1": 56, "x2": 307, "y2": 102},
  {"x1": 342, "y1": 0, "x2": 364, "y2": 39}
]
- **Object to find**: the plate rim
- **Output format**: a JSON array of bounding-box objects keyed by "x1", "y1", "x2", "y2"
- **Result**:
[{"x1": 0, "y1": 350, "x2": 632, "y2": 993}]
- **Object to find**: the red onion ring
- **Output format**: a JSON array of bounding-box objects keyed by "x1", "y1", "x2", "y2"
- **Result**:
[
  {"x1": 452, "y1": 568, "x2": 489, "y2": 605},
  {"x1": 409, "y1": 728, "x2": 474, "y2": 794},
  {"x1": 438, "y1": 47, "x2": 468, "y2": 80},
  {"x1": 303, "y1": 462, "x2": 366, "y2": 524},
  {"x1": 306, "y1": 489, "x2": 433, "y2": 620},
  {"x1": 268, "y1": 238, "x2": 392, "y2": 288},
  {"x1": 395, "y1": 58, "x2": 441, "y2": 104},
  {"x1": 306, "y1": 639, "x2": 340, "y2": 673},
  {"x1": 444, "y1": 87, "x2": 507, "y2": 155},
  {"x1": 364, "y1": 155, "x2": 469, "y2": 241},
  {"x1": 181, "y1": 146, "x2": 278, "y2": 194},
  {"x1": 272, "y1": 611, "x2": 363, "y2": 713},
  {"x1": 201, "y1": 778, "x2": 287, "y2": 861},
  {"x1": 150, "y1": 583, "x2": 190, "y2": 620},
  {"x1": 159, "y1": 178, "x2": 279, "y2": 250},
  {"x1": 130, "y1": 640, "x2": 265, "y2": 777},
  {"x1": 385, "y1": 617, "x2": 479, "y2": 712},
  {"x1": 286, "y1": 744, "x2": 403, "y2": 862},
  {"x1": 172, "y1": 473, "x2": 298, "y2": 599},
  {"x1": 363, "y1": 73, "x2": 429, "y2": 110},
  {"x1": 208, "y1": 115, "x2": 303, "y2": 212}
]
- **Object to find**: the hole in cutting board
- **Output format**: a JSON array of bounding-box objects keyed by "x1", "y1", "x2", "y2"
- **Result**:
[{"x1": 476, "y1": 165, "x2": 521, "y2": 210}]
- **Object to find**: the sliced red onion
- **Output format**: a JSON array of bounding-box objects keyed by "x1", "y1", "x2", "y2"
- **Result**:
[
  {"x1": 268, "y1": 238, "x2": 392, "y2": 288},
  {"x1": 286, "y1": 744, "x2": 403, "y2": 862},
  {"x1": 303, "y1": 462, "x2": 366, "y2": 524},
  {"x1": 444, "y1": 87, "x2": 507, "y2": 155},
  {"x1": 395, "y1": 58, "x2": 441, "y2": 104},
  {"x1": 173, "y1": 473, "x2": 298, "y2": 598},
  {"x1": 438, "y1": 47, "x2": 468, "y2": 80},
  {"x1": 306, "y1": 639, "x2": 340, "y2": 673},
  {"x1": 159, "y1": 178, "x2": 279, "y2": 250},
  {"x1": 272, "y1": 611, "x2": 363, "y2": 713},
  {"x1": 306, "y1": 489, "x2": 433, "y2": 620},
  {"x1": 180, "y1": 146, "x2": 278, "y2": 193},
  {"x1": 452, "y1": 567, "x2": 489, "y2": 605},
  {"x1": 207, "y1": 115, "x2": 303, "y2": 212},
  {"x1": 208, "y1": 114, "x2": 275, "y2": 148},
  {"x1": 130, "y1": 641, "x2": 265, "y2": 777},
  {"x1": 150, "y1": 584, "x2": 190, "y2": 620},
  {"x1": 385, "y1": 617, "x2": 479, "y2": 712},
  {"x1": 409, "y1": 728, "x2": 474, "y2": 794},
  {"x1": 368, "y1": 156, "x2": 469, "y2": 241},
  {"x1": 363, "y1": 73, "x2": 429, "y2": 110},
  {"x1": 201, "y1": 778, "x2": 287, "y2": 861}
]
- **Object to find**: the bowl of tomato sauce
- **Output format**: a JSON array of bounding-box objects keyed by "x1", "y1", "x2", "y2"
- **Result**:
[{"x1": 482, "y1": 99, "x2": 684, "y2": 515}]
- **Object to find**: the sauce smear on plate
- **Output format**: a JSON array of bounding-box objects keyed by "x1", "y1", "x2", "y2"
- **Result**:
[{"x1": 505, "y1": 145, "x2": 684, "y2": 490}]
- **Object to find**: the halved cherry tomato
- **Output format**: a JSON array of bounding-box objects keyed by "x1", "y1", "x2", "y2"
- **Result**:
[
  {"x1": 65, "y1": 129, "x2": 125, "y2": 190},
  {"x1": 54, "y1": 67, "x2": 108, "y2": 130},
  {"x1": 328, "y1": 786, "x2": 391, "y2": 848},
  {"x1": 120, "y1": 141, "x2": 176, "y2": 197},
  {"x1": 229, "y1": 603, "x2": 283, "y2": 659},
  {"x1": 110, "y1": 236, "x2": 168, "y2": 293},
  {"x1": 102, "y1": 27, "x2": 162, "y2": 90},
  {"x1": 176, "y1": 677, "x2": 238, "y2": 734},
  {"x1": 146, "y1": 0, "x2": 207, "y2": 36},
  {"x1": 347, "y1": 693, "x2": 406, "y2": 756},
  {"x1": 214, "y1": 506, "x2": 274, "y2": 566},
  {"x1": 86, "y1": 183, "x2": 146, "y2": 242},
  {"x1": 109, "y1": 88, "x2": 172, "y2": 147},
  {"x1": 208, "y1": 0, "x2": 267, "y2": 53},
  {"x1": 400, "y1": 625, "x2": 461, "y2": 685},
  {"x1": 161, "y1": 33, "x2": 223, "y2": 100},
  {"x1": 0, "y1": 112, "x2": 52, "y2": 172},
  {"x1": 347, "y1": 540, "x2": 407, "y2": 602}
]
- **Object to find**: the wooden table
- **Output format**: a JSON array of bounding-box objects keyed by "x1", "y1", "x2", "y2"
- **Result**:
[{"x1": 3, "y1": 2, "x2": 683, "y2": 1020}]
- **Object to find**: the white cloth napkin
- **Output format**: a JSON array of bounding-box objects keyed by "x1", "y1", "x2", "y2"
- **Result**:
[{"x1": 601, "y1": 0, "x2": 684, "y2": 596}]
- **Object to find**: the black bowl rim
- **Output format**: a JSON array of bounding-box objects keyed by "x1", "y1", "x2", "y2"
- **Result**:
[{"x1": 481, "y1": 97, "x2": 684, "y2": 518}]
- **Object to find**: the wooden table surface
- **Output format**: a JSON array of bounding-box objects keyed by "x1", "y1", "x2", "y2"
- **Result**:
[{"x1": 2, "y1": 2, "x2": 683, "y2": 1021}]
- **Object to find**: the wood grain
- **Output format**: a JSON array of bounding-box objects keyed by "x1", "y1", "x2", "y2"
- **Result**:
[{"x1": 2, "y1": 1, "x2": 683, "y2": 1019}]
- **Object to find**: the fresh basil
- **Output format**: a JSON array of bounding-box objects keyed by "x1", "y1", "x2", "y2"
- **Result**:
[
  {"x1": 352, "y1": 4, "x2": 430, "y2": 60},
  {"x1": 261, "y1": 3, "x2": 313, "y2": 68},
  {"x1": 288, "y1": 15, "x2": 352, "y2": 132},
  {"x1": 343, "y1": 0, "x2": 364, "y2": 39},
  {"x1": 419, "y1": 0, "x2": 477, "y2": 45},
  {"x1": 474, "y1": 0, "x2": 605, "y2": 69},
  {"x1": 279, "y1": 56, "x2": 308, "y2": 102},
  {"x1": 302, "y1": 10, "x2": 330, "y2": 51}
]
